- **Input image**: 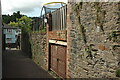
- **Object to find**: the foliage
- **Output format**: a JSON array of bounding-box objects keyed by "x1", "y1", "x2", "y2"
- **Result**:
[
  {"x1": 73, "y1": 2, "x2": 87, "y2": 44},
  {"x1": 116, "y1": 69, "x2": 120, "y2": 77},
  {"x1": 40, "y1": 27, "x2": 46, "y2": 33},
  {"x1": 18, "y1": 16, "x2": 32, "y2": 33},
  {"x1": 9, "y1": 21, "x2": 19, "y2": 27},
  {"x1": 112, "y1": 45, "x2": 120, "y2": 52},
  {"x1": 94, "y1": 3, "x2": 105, "y2": 33},
  {"x1": 108, "y1": 31, "x2": 120, "y2": 43},
  {"x1": 2, "y1": 11, "x2": 23, "y2": 24},
  {"x1": 9, "y1": 16, "x2": 33, "y2": 33},
  {"x1": 2, "y1": 14, "x2": 11, "y2": 24},
  {"x1": 85, "y1": 46, "x2": 93, "y2": 59}
]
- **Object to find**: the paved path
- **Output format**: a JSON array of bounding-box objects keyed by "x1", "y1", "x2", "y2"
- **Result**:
[{"x1": 2, "y1": 50, "x2": 53, "y2": 79}]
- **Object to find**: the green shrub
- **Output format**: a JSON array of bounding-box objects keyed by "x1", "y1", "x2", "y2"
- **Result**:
[
  {"x1": 40, "y1": 27, "x2": 46, "y2": 33},
  {"x1": 116, "y1": 69, "x2": 120, "y2": 77}
]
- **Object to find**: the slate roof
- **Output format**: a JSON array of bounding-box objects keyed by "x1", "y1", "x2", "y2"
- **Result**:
[{"x1": 2, "y1": 23, "x2": 19, "y2": 29}]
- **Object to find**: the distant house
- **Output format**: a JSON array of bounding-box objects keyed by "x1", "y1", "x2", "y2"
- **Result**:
[{"x1": 3, "y1": 23, "x2": 21, "y2": 48}]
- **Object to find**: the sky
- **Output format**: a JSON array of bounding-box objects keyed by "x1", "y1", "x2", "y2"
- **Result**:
[{"x1": 1, "y1": 0, "x2": 68, "y2": 17}]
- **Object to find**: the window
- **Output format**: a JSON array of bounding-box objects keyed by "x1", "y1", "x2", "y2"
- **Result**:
[
  {"x1": 6, "y1": 38, "x2": 12, "y2": 42},
  {"x1": 7, "y1": 29, "x2": 12, "y2": 33}
]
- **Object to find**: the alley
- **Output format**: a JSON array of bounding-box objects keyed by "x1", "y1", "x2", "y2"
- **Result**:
[{"x1": 2, "y1": 50, "x2": 53, "y2": 79}]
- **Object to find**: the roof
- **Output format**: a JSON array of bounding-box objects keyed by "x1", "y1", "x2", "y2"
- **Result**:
[{"x1": 2, "y1": 23, "x2": 19, "y2": 29}]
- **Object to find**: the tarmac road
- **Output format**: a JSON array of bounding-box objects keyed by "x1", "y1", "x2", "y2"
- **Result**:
[{"x1": 2, "y1": 50, "x2": 53, "y2": 79}]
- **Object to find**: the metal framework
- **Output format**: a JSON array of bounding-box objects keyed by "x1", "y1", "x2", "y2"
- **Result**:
[
  {"x1": 40, "y1": 2, "x2": 66, "y2": 17},
  {"x1": 39, "y1": 2, "x2": 67, "y2": 30}
]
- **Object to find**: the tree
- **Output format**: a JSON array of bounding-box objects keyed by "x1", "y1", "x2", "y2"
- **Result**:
[
  {"x1": 2, "y1": 14, "x2": 11, "y2": 24},
  {"x1": 11, "y1": 11, "x2": 22, "y2": 22},
  {"x1": 9, "y1": 16, "x2": 33, "y2": 33},
  {"x1": 18, "y1": 16, "x2": 32, "y2": 33},
  {"x1": 2, "y1": 11, "x2": 23, "y2": 24},
  {"x1": 9, "y1": 21, "x2": 18, "y2": 27}
]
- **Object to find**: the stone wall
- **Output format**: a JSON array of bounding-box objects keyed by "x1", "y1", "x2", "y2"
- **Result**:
[
  {"x1": 30, "y1": 32, "x2": 48, "y2": 70},
  {"x1": 67, "y1": 2, "x2": 120, "y2": 78}
]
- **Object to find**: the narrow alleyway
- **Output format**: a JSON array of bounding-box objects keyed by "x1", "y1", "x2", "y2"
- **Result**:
[{"x1": 2, "y1": 50, "x2": 53, "y2": 79}]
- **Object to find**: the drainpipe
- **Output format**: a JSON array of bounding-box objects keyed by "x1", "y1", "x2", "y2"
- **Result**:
[{"x1": 0, "y1": 0, "x2": 2, "y2": 79}]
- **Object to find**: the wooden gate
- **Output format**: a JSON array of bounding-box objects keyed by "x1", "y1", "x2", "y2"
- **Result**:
[{"x1": 50, "y1": 44, "x2": 66, "y2": 78}]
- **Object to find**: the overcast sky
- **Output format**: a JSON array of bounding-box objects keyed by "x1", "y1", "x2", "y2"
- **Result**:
[{"x1": 1, "y1": 0, "x2": 67, "y2": 17}]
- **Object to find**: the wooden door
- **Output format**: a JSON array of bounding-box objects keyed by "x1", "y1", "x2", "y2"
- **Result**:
[
  {"x1": 50, "y1": 44, "x2": 66, "y2": 78},
  {"x1": 51, "y1": 45, "x2": 58, "y2": 73}
]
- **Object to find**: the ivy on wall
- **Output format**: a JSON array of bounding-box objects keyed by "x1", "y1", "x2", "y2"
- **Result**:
[
  {"x1": 108, "y1": 31, "x2": 120, "y2": 43},
  {"x1": 116, "y1": 69, "x2": 120, "y2": 77},
  {"x1": 72, "y1": 2, "x2": 87, "y2": 44},
  {"x1": 94, "y1": 2, "x2": 105, "y2": 33}
]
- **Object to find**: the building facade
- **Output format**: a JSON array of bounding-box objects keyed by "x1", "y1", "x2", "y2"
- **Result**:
[{"x1": 3, "y1": 24, "x2": 21, "y2": 48}]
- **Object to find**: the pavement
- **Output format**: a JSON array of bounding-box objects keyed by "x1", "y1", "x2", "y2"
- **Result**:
[{"x1": 2, "y1": 50, "x2": 53, "y2": 79}]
